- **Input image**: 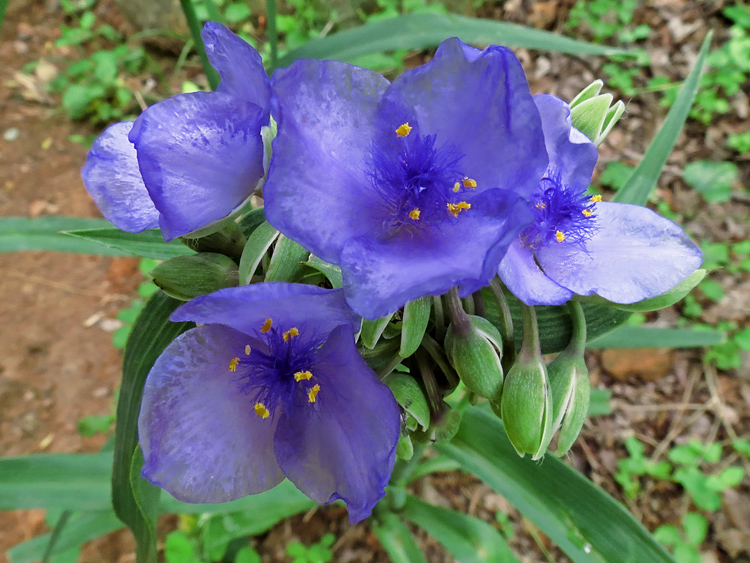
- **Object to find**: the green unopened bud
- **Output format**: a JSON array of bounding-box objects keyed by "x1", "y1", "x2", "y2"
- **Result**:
[
  {"x1": 548, "y1": 349, "x2": 590, "y2": 456},
  {"x1": 494, "y1": 356, "x2": 553, "y2": 460},
  {"x1": 569, "y1": 79, "x2": 625, "y2": 146},
  {"x1": 445, "y1": 315, "x2": 504, "y2": 400},
  {"x1": 151, "y1": 253, "x2": 239, "y2": 301}
]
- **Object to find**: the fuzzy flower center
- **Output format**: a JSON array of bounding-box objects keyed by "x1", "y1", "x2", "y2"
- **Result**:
[
  {"x1": 227, "y1": 317, "x2": 323, "y2": 419},
  {"x1": 521, "y1": 172, "x2": 599, "y2": 249},
  {"x1": 367, "y1": 122, "x2": 477, "y2": 232}
]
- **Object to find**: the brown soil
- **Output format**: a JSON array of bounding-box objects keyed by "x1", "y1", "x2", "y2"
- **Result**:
[{"x1": 1, "y1": 1, "x2": 749, "y2": 563}]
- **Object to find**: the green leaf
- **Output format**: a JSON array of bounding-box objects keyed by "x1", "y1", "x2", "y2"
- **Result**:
[
  {"x1": 234, "y1": 547, "x2": 262, "y2": 563},
  {"x1": 402, "y1": 495, "x2": 520, "y2": 563},
  {"x1": 62, "y1": 229, "x2": 194, "y2": 260},
  {"x1": 614, "y1": 32, "x2": 712, "y2": 205},
  {"x1": 482, "y1": 288, "x2": 631, "y2": 354},
  {"x1": 265, "y1": 235, "x2": 310, "y2": 282},
  {"x1": 164, "y1": 531, "x2": 197, "y2": 563},
  {"x1": 7, "y1": 511, "x2": 123, "y2": 563},
  {"x1": 682, "y1": 513, "x2": 708, "y2": 547},
  {"x1": 653, "y1": 525, "x2": 682, "y2": 547},
  {"x1": 588, "y1": 326, "x2": 725, "y2": 349},
  {"x1": 0, "y1": 217, "x2": 132, "y2": 254},
  {"x1": 0, "y1": 453, "x2": 113, "y2": 510},
  {"x1": 361, "y1": 315, "x2": 393, "y2": 349},
  {"x1": 400, "y1": 297, "x2": 431, "y2": 358},
  {"x1": 371, "y1": 512, "x2": 428, "y2": 563},
  {"x1": 305, "y1": 255, "x2": 343, "y2": 288},
  {"x1": 586, "y1": 270, "x2": 706, "y2": 313},
  {"x1": 699, "y1": 279, "x2": 724, "y2": 302},
  {"x1": 238, "y1": 221, "x2": 279, "y2": 284},
  {"x1": 408, "y1": 456, "x2": 462, "y2": 482},
  {"x1": 113, "y1": 291, "x2": 192, "y2": 563},
  {"x1": 683, "y1": 160, "x2": 739, "y2": 203},
  {"x1": 278, "y1": 13, "x2": 633, "y2": 69},
  {"x1": 719, "y1": 466, "x2": 745, "y2": 488},
  {"x1": 436, "y1": 406, "x2": 677, "y2": 563},
  {"x1": 385, "y1": 372, "x2": 430, "y2": 431}
]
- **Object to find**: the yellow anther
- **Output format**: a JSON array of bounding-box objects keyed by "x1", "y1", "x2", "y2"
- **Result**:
[
  {"x1": 555, "y1": 231, "x2": 566, "y2": 242},
  {"x1": 409, "y1": 208, "x2": 421, "y2": 221},
  {"x1": 582, "y1": 209, "x2": 593, "y2": 217},
  {"x1": 535, "y1": 202, "x2": 546, "y2": 210},
  {"x1": 283, "y1": 327, "x2": 299, "y2": 342},
  {"x1": 261, "y1": 318, "x2": 272, "y2": 333},
  {"x1": 294, "y1": 370, "x2": 313, "y2": 381},
  {"x1": 228, "y1": 357, "x2": 240, "y2": 372},
  {"x1": 254, "y1": 402, "x2": 270, "y2": 419},
  {"x1": 462, "y1": 177, "x2": 477, "y2": 188},
  {"x1": 395, "y1": 122, "x2": 412, "y2": 137},
  {"x1": 447, "y1": 201, "x2": 471, "y2": 217},
  {"x1": 308, "y1": 384, "x2": 320, "y2": 403},
  {"x1": 590, "y1": 195, "x2": 602, "y2": 202},
  {"x1": 245, "y1": 344, "x2": 252, "y2": 355},
  {"x1": 453, "y1": 182, "x2": 461, "y2": 193}
]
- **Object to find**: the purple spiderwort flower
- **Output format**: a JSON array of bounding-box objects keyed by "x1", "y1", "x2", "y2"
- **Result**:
[
  {"x1": 264, "y1": 38, "x2": 547, "y2": 319},
  {"x1": 138, "y1": 283, "x2": 401, "y2": 523},
  {"x1": 499, "y1": 94, "x2": 702, "y2": 305},
  {"x1": 82, "y1": 22, "x2": 270, "y2": 241}
]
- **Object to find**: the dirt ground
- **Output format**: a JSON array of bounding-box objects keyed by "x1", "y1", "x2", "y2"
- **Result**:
[{"x1": 1, "y1": 1, "x2": 749, "y2": 562}]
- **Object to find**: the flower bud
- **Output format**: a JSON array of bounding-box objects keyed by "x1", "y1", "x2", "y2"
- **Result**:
[
  {"x1": 569, "y1": 79, "x2": 625, "y2": 146},
  {"x1": 150, "y1": 253, "x2": 239, "y2": 301},
  {"x1": 547, "y1": 349, "x2": 590, "y2": 456},
  {"x1": 493, "y1": 356, "x2": 554, "y2": 460},
  {"x1": 445, "y1": 315, "x2": 504, "y2": 400}
]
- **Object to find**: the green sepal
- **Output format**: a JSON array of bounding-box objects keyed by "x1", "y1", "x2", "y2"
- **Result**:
[
  {"x1": 547, "y1": 350, "x2": 590, "y2": 456},
  {"x1": 396, "y1": 429, "x2": 414, "y2": 461},
  {"x1": 265, "y1": 235, "x2": 309, "y2": 282},
  {"x1": 569, "y1": 79, "x2": 604, "y2": 108},
  {"x1": 304, "y1": 255, "x2": 343, "y2": 288},
  {"x1": 445, "y1": 315, "x2": 504, "y2": 400},
  {"x1": 577, "y1": 269, "x2": 706, "y2": 313},
  {"x1": 570, "y1": 94, "x2": 611, "y2": 143},
  {"x1": 180, "y1": 220, "x2": 246, "y2": 260},
  {"x1": 384, "y1": 372, "x2": 430, "y2": 431},
  {"x1": 494, "y1": 357, "x2": 553, "y2": 460},
  {"x1": 238, "y1": 221, "x2": 279, "y2": 284},
  {"x1": 150, "y1": 253, "x2": 239, "y2": 301},
  {"x1": 400, "y1": 297, "x2": 431, "y2": 358},
  {"x1": 361, "y1": 315, "x2": 393, "y2": 349}
]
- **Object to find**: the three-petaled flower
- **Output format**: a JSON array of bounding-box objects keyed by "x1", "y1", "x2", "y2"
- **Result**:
[
  {"x1": 138, "y1": 283, "x2": 401, "y2": 523},
  {"x1": 264, "y1": 38, "x2": 549, "y2": 319},
  {"x1": 82, "y1": 22, "x2": 271, "y2": 241},
  {"x1": 498, "y1": 94, "x2": 702, "y2": 305}
]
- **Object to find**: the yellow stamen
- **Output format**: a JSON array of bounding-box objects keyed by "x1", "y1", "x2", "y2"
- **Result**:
[
  {"x1": 582, "y1": 209, "x2": 593, "y2": 217},
  {"x1": 447, "y1": 201, "x2": 471, "y2": 217},
  {"x1": 245, "y1": 344, "x2": 252, "y2": 355},
  {"x1": 590, "y1": 195, "x2": 602, "y2": 202},
  {"x1": 535, "y1": 202, "x2": 546, "y2": 210},
  {"x1": 462, "y1": 177, "x2": 477, "y2": 188},
  {"x1": 261, "y1": 318, "x2": 272, "y2": 333},
  {"x1": 555, "y1": 231, "x2": 565, "y2": 242},
  {"x1": 283, "y1": 327, "x2": 299, "y2": 342},
  {"x1": 228, "y1": 357, "x2": 240, "y2": 372},
  {"x1": 254, "y1": 402, "x2": 270, "y2": 419},
  {"x1": 453, "y1": 182, "x2": 461, "y2": 193},
  {"x1": 294, "y1": 370, "x2": 313, "y2": 381},
  {"x1": 409, "y1": 208, "x2": 421, "y2": 220},
  {"x1": 395, "y1": 123, "x2": 412, "y2": 137},
  {"x1": 308, "y1": 384, "x2": 320, "y2": 403}
]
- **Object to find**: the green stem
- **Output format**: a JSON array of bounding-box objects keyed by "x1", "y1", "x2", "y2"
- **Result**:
[
  {"x1": 0, "y1": 0, "x2": 8, "y2": 34},
  {"x1": 519, "y1": 303, "x2": 542, "y2": 362},
  {"x1": 265, "y1": 0, "x2": 279, "y2": 72},
  {"x1": 376, "y1": 353, "x2": 403, "y2": 379},
  {"x1": 472, "y1": 290, "x2": 486, "y2": 318},
  {"x1": 420, "y1": 333, "x2": 459, "y2": 389},
  {"x1": 389, "y1": 441, "x2": 428, "y2": 511},
  {"x1": 489, "y1": 277, "x2": 516, "y2": 367},
  {"x1": 416, "y1": 348, "x2": 442, "y2": 414},
  {"x1": 204, "y1": 0, "x2": 223, "y2": 23},
  {"x1": 179, "y1": 0, "x2": 221, "y2": 90},
  {"x1": 566, "y1": 300, "x2": 587, "y2": 355},
  {"x1": 432, "y1": 295, "x2": 445, "y2": 343},
  {"x1": 445, "y1": 287, "x2": 471, "y2": 336}
]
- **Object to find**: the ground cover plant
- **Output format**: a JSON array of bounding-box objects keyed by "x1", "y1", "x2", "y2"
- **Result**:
[{"x1": 0, "y1": 1, "x2": 748, "y2": 562}]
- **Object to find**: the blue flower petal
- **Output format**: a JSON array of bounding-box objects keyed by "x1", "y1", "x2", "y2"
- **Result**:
[
  {"x1": 202, "y1": 22, "x2": 271, "y2": 110},
  {"x1": 387, "y1": 38, "x2": 547, "y2": 199},
  {"x1": 273, "y1": 325, "x2": 400, "y2": 523},
  {"x1": 533, "y1": 94, "x2": 597, "y2": 188},
  {"x1": 537, "y1": 202, "x2": 703, "y2": 303},
  {"x1": 171, "y1": 283, "x2": 361, "y2": 335},
  {"x1": 81, "y1": 121, "x2": 159, "y2": 232},
  {"x1": 498, "y1": 239, "x2": 573, "y2": 306},
  {"x1": 264, "y1": 59, "x2": 391, "y2": 263},
  {"x1": 340, "y1": 189, "x2": 532, "y2": 319},
  {"x1": 139, "y1": 324, "x2": 285, "y2": 503},
  {"x1": 129, "y1": 91, "x2": 266, "y2": 241}
]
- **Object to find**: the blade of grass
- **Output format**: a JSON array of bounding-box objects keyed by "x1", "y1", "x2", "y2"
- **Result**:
[
  {"x1": 179, "y1": 0, "x2": 220, "y2": 89},
  {"x1": 266, "y1": 0, "x2": 278, "y2": 70},
  {"x1": 614, "y1": 32, "x2": 712, "y2": 205}
]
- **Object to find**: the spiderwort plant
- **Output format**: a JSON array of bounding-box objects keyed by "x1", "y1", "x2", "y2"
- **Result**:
[
  {"x1": 264, "y1": 38, "x2": 547, "y2": 319},
  {"x1": 138, "y1": 283, "x2": 401, "y2": 523},
  {"x1": 82, "y1": 22, "x2": 271, "y2": 241},
  {"x1": 498, "y1": 94, "x2": 702, "y2": 306}
]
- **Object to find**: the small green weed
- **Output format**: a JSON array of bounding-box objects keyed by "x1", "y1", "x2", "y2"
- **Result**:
[
  {"x1": 615, "y1": 436, "x2": 671, "y2": 498},
  {"x1": 286, "y1": 533, "x2": 335, "y2": 563},
  {"x1": 654, "y1": 513, "x2": 708, "y2": 563},
  {"x1": 566, "y1": 0, "x2": 649, "y2": 43}
]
